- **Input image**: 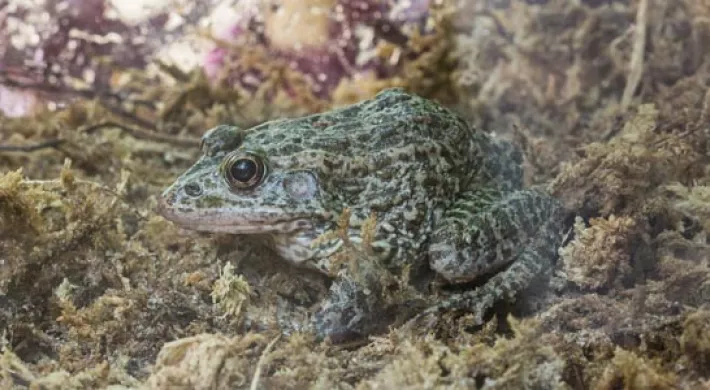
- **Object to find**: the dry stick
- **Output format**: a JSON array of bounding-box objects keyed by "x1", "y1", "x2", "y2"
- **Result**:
[
  {"x1": 0, "y1": 138, "x2": 64, "y2": 152},
  {"x1": 621, "y1": 0, "x2": 648, "y2": 111},
  {"x1": 81, "y1": 121, "x2": 199, "y2": 147},
  {"x1": 0, "y1": 73, "x2": 198, "y2": 148},
  {"x1": 0, "y1": 121, "x2": 199, "y2": 153},
  {"x1": 249, "y1": 335, "x2": 281, "y2": 390},
  {"x1": 0, "y1": 71, "x2": 157, "y2": 110},
  {"x1": 696, "y1": 87, "x2": 710, "y2": 128}
]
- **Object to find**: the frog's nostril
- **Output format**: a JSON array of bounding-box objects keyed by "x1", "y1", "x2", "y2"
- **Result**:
[{"x1": 184, "y1": 182, "x2": 202, "y2": 196}]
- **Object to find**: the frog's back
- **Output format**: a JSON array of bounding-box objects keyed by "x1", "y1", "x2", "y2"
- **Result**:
[{"x1": 242, "y1": 89, "x2": 485, "y2": 168}]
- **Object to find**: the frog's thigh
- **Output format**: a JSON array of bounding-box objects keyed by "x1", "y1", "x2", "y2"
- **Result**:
[
  {"x1": 428, "y1": 189, "x2": 561, "y2": 283},
  {"x1": 415, "y1": 235, "x2": 560, "y2": 325}
]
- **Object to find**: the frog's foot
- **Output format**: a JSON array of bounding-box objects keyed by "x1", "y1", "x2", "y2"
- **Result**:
[
  {"x1": 410, "y1": 244, "x2": 553, "y2": 329},
  {"x1": 311, "y1": 276, "x2": 396, "y2": 343},
  {"x1": 420, "y1": 189, "x2": 563, "y2": 325}
]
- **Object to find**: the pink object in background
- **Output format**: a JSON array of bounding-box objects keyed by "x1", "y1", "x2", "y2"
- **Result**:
[
  {"x1": 202, "y1": 0, "x2": 434, "y2": 100},
  {"x1": 0, "y1": 86, "x2": 40, "y2": 118}
]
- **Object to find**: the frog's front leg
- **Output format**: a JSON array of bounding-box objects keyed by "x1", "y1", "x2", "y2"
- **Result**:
[
  {"x1": 424, "y1": 188, "x2": 563, "y2": 322},
  {"x1": 310, "y1": 275, "x2": 391, "y2": 343}
]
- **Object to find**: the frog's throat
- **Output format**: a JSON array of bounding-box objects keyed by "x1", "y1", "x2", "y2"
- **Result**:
[
  {"x1": 156, "y1": 198, "x2": 315, "y2": 234},
  {"x1": 270, "y1": 229, "x2": 342, "y2": 266}
]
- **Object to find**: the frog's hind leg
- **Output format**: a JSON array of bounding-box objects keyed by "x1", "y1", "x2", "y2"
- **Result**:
[
  {"x1": 416, "y1": 238, "x2": 556, "y2": 326},
  {"x1": 421, "y1": 188, "x2": 563, "y2": 324}
]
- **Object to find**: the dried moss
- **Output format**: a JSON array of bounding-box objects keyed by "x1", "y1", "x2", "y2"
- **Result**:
[
  {"x1": 146, "y1": 333, "x2": 268, "y2": 390},
  {"x1": 560, "y1": 215, "x2": 636, "y2": 291},
  {"x1": 549, "y1": 103, "x2": 703, "y2": 217},
  {"x1": 1, "y1": 345, "x2": 140, "y2": 389},
  {"x1": 665, "y1": 184, "x2": 710, "y2": 233},
  {"x1": 593, "y1": 348, "x2": 677, "y2": 390},
  {"x1": 0, "y1": 169, "x2": 43, "y2": 238},
  {"x1": 681, "y1": 310, "x2": 710, "y2": 376},
  {"x1": 211, "y1": 262, "x2": 252, "y2": 322}
]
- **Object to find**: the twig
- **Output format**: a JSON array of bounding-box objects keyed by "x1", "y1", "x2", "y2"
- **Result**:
[
  {"x1": 0, "y1": 138, "x2": 64, "y2": 152},
  {"x1": 621, "y1": 0, "x2": 648, "y2": 111},
  {"x1": 0, "y1": 121, "x2": 199, "y2": 153},
  {"x1": 155, "y1": 60, "x2": 192, "y2": 83},
  {"x1": 0, "y1": 70, "x2": 156, "y2": 108},
  {"x1": 81, "y1": 121, "x2": 200, "y2": 147},
  {"x1": 1, "y1": 69, "x2": 200, "y2": 148},
  {"x1": 1, "y1": 71, "x2": 159, "y2": 123},
  {"x1": 249, "y1": 335, "x2": 281, "y2": 390},
  {"x1": 695, "y1": 87, "x2": 710, "y2": 128},
  {"x1": 1, "y1": 71, "x2": 117, "y2": 104},
  {"x1": 21, "y1": 177, "x2": 121, "y2": 198}
]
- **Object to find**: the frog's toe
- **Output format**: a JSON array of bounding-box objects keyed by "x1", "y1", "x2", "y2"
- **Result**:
[
  {"x1": 310, "y1": 278, "x2": 373, "y2": 343},
  {"x1": 312, "y1": 307, "x2": 366, "y2": 344},
  {"x1": 429, "y1": 241, "x2": 484, "y2": 283}
]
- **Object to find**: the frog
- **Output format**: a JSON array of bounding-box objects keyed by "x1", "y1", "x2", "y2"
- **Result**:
[{"x1": 157, "y1": 88, "x2": 564, "y2": 342}]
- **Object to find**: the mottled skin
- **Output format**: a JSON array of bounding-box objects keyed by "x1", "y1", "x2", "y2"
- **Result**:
[{"x1": 158, "y1": 89, "x2": 563, "y2": 341}]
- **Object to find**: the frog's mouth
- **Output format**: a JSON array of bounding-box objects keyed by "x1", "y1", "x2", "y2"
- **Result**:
[{"x1": 156, "y1": 196, "x2": 314, "y2": 234}]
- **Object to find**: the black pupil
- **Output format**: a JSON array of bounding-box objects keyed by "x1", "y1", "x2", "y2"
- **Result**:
[{"x1": 231, "y1": 159, "x2": 258, "y2": 183}]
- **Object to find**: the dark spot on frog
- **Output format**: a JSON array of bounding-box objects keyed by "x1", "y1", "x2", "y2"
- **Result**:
[
  {"x1": 373, "y1": 126, "x2": 397, "y2": 141},
  {"x1": 324, "y1": 157, "x2": 341, "y2": 168},
  {"x1": 421, "y1": 176, "x2": 440, "y2": 187},
  {"x1": 371, "y1": 245, "x2": 386, "y2": 255},
  {"x1": 414, "y1": 147, "x2": 431, "y2": 161},
  {"x1": 184, "y1": 182, "x2": 202, "y2": 196},
  {"x1": 320, "y1": 137, "x2": 350, "y2": 150},
  {"x1": 374, "y1": 154, "x2": 392, "y2": 167},
  {"x1": 278, "y1": 143, "x2": 302, "y2": 155},
  {"x1": 301, "y1": 129, "x2": 316, "y2": 139},
  {"x1": 270, "y1": 132, "x2": 286, "y2": 142},
  {"x1": 296, "y1": 220, "x2": 310, "y2": 228}
]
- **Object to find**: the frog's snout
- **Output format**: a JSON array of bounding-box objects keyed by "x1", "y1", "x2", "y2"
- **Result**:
[
  {"x1": 156, "y1": 186, "x2": 180, "y2": 217},
  {"x1": 157, "y1": 181, "x2": 203, "y2": 214}
]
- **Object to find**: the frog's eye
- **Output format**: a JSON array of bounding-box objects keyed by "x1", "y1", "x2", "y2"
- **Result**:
[{"x1": 221, "y1": 151, "x2": 267, "y2": 190}]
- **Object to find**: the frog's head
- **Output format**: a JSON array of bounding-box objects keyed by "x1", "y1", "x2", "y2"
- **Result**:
[{"x1": 157, "y1": 125, "x2": 338, "y2": 264}]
